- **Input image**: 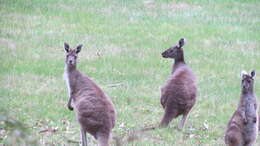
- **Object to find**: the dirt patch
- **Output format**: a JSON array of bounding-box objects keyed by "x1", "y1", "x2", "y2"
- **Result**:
[
  {"x1": 53, "y1": 4, "x2": 75, "y2": 11},
  {"x1": 0, "y1": 38, "x2": 17, "y2": 57},
  {"x1": 170, "y1": 2, "x2": 190, "y2": 9},
  {"x1": 144, "y1": 1, "x2": 194, "y2": 9},
  {"x1": 0, "y1": 38, "x2": 16, "y2": 49},
  {"x1": 161, "y1": 2, "x2": 201, "y2": 11},
  {"x1": 143, "y1": 0, "x2": 156, "y2": 8}
]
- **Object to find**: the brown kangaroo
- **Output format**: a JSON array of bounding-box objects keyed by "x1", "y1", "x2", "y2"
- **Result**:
[
  {"x1": 225, "y1": 70, "x2": 258, "y2": 146},
  {"x1": 159, "y1": 38, "x2": 197, "y2": 129},
  {"x1": 63, "y1": 43, "x2": 116, "y2": 146}
]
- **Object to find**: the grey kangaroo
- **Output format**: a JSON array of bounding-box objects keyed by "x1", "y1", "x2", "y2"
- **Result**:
[
  {"x1": 63, "y1": 43, "x2": 116, "y2": 146},
  {"x1": 225, "y1": 70, "x2": 258, "y2": 146},
  {"x1": 159, "y1": 38, "x2": 197, "y2": 129}
]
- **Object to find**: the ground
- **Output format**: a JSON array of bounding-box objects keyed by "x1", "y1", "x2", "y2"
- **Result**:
[{"x1": 0, "y1": 0, "x2": 260, "y2": 145}]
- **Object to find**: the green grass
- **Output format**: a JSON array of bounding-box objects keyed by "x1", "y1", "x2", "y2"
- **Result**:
[{"x1": 0, "y1": 0, "x2": 260, "y2": 145}]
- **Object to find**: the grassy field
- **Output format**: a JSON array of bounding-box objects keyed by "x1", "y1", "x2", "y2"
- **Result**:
[{"x1": 1, "y1": 0, "x2": 260, "y2": 145}]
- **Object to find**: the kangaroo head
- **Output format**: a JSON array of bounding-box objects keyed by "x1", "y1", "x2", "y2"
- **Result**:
[
  {"x1": 64, "y1": 43, "x2": 82, "y2": 68},
  {"x1": 241, "y1": 70, "x2": 256, "y2": 92},
  {"x1": 161, "y1": 38, "x2": 185, "y2": 59}
]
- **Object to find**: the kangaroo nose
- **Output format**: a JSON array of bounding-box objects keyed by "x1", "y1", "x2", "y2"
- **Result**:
[
  {"x1": 162, "y1": 53, "x2": 166, "y2": 58},
  {"x1": 69, "y1": 60, "x2": 72, "y2": 64}
]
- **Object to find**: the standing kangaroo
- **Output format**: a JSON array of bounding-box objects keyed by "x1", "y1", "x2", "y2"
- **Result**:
[
  {"x1": 63, "y1": 43, "x2": 116, "y2": 146},
  {"x1": 159, "y1": 38, "x2": 197, "y2": 129},
  {"x1": 225, "y1": 70, "x2": 258, "y2": 146}
]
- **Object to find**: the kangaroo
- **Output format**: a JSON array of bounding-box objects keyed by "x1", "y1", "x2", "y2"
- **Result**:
[
  {"x1": 159, "y1": 38, "x2": 197, "y2": 129},
  {"x1": 63, "y1": 43, "x2": 116, "y2": 146},
  {"x1": 225, "y1": 70, "x2": 258, "y2": 146}
]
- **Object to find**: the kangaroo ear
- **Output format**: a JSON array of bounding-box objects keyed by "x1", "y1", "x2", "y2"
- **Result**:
[
  {"x1": 178, "y1": 38, "x2": 185, "y2": 48},
  {"x1": 241, "y1": 70, "x2": 248, "y2": 79},
  {"x1": 251, "y1": 70, "x2": 256, "y2": 79},
  {"x1": 64, "y1": 42, "x2": 70, "y2": 52},
  {"x1": 76, "y1": 44, "x2": 82, "y2": 54}
]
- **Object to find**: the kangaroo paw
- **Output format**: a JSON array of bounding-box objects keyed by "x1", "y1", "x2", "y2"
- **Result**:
[{"x1": 67, "y1": 103, "x2": 74, "y2": 111}]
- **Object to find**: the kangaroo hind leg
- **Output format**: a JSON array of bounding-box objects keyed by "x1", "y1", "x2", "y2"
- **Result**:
[{"x1": 80, "y1": 128, "x2": 87, "y2": 146}]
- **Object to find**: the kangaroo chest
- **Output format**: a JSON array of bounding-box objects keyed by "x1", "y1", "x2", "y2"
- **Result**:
[
  {"x1": 64, "y1": 67, "x2": 72, "y2": 98},
  {"x1": 245, "y1": 101, "x2": 256, "y2": 117},
  {"x1": 243, "y1": 95, "x2": 257, "y2": 118}
]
